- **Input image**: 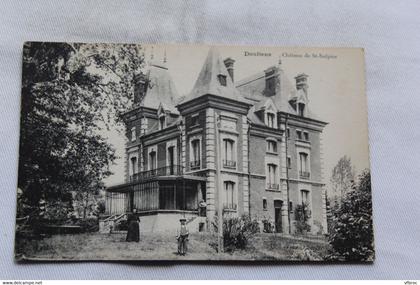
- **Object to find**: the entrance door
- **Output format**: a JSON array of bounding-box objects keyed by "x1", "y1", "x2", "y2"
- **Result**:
[{"x1": 274, "y1": 200, "x2": 283, "y2": 233}]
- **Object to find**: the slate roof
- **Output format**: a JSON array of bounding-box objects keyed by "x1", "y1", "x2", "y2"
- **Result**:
[
  {"x1": 141, "y1": 60, "x2": 179, "y2": 114},
  {"x1": 180, "y1": 47, "x2": 249, "y2": 104},
  {"x1": 236, "y1": 66, "x2": 321, "y2": 122}
]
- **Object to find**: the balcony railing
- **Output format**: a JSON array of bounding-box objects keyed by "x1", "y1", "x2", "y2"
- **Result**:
[
  {"x1": 266, "y1": 183, "x2": 280, "y2": 190},
  {"x1": 223, "y1": 160, "x2": 236, "y2": 168},
  {"x1": 189, "y1": 160, "x2": 201, "y2": 169},
  {"x1": 130, "y1": 165, "x2": 183, "y2": 182},
  {"x1": 299, "y1": 171, "x2": 310, "y2": 179},
  {"x1": 223, "y1": 203, "x2": 237, "y2": 211}
]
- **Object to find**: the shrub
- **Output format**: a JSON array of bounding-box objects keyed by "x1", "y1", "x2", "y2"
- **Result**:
[
  {"x1": 261, "y1": 218, "x2": 274, "y2": 233},
  {"x1": 291, "y1": 246, "x2": 323, "y2": 261},
  {"x1": 222, "y1": 214, "x2": 260, "y2": 252},
  {"x1": 327, "y1": 170, "x2": 374, "y2": 261},
  {"x1": 75, "y1": 218, "x2": 99, "y2": 233}
]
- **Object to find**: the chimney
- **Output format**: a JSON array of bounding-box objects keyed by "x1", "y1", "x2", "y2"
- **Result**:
[
  {"x1": 264, "y1": 66, "x2": 278, "y2": 97},
  {"x1": 295, "y1": 73, "x2": 308, "y2": 94},
  {"x1": 224, "y1": 57, "x2": 235, "y2": 82},
  {"x1": 133, "y1": 72, "x2": 148, "y2": 105}
]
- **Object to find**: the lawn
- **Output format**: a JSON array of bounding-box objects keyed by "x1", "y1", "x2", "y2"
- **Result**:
[{"x1": 16, "y1": 232, "x2": 330, "y2": 261}]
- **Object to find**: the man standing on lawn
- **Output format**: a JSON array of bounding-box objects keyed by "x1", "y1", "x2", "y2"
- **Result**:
[{"x1": 177, "y1": 218, "x2": 189, "y2": 255}]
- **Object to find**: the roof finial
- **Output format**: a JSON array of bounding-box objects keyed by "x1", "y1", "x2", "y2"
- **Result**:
[{"x1": 163, "y1": 48, "x2": 167, "y2": 63}]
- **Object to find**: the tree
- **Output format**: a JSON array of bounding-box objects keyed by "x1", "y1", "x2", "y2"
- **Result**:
[
  {"x1": 330, "y1": 156, "x2": 355, "y2": 204},
  {"x1": 328, "y1": 170, "x2": 375, "y2": 261},
  {"x1": 17, "y1": 42, "x2": 145, "y2": 223}
]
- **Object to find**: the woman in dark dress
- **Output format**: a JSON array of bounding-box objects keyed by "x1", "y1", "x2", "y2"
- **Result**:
[{"x1": 126, "y1": 208, "x2": 140, "y2": 242}]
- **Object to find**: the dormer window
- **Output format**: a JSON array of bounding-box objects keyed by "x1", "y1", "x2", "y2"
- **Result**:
[
  {"x1": 159, "y1": 115, "x2": 166, "y2": 130},
  {"x1": 218, "y1": 74, "x2": 227, "y2": 86},
  {"x1": 266, "y1": 112, "x2": 276, "y2": 128},
  {"x1": 298, "y1": 103, "x2": 305, "y2": 116}
]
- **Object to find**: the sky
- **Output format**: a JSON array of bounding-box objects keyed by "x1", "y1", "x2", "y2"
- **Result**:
[{"x1": 103, "y1": 44, "x2": 371, "y2": 190}]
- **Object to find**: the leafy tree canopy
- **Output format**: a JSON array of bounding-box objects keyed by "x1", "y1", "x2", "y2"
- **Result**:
[
  {"x1": 18, "y1": 42, "x2": 145, "y2": 220},
  {"x1": 328, "y1": 169, "x2": 374, "y2": 261},
  {"x1": 330, "y1": 155, "x2": 355, "y2": 200}
]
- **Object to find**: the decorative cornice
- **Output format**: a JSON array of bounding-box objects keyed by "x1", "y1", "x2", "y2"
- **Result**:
[{"x1": 177, "y1": 94, "x2": 252, "y2": 116}]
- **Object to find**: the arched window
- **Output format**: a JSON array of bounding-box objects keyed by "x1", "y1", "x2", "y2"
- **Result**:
[
  {"x1": 223, "y1": 181, "x2": 236, "y2": 210},
  {"x1": 223, "y1": 138, "x2": 236, "y2": 168}
]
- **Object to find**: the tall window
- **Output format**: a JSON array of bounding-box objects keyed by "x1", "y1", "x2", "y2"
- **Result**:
[
  {"x1": 267, "y1": 140, "x2": 277, "y2": 153},
  {"x1": 130, "y1": 157, "x2": 137, "y2": 177},
  {"x1": 263, "y1": 198, "x2": 267, "y2": 210},
  {"x1": 167, "y1": 146, "x2": 175, "y2": 175},
  {"x1": 131, "y1": 127, "x2": 136, "y2": 142},
  {"x1": 223, "y1": 138, "x2": 236, "y2": 168},
  {"x1": 266, "y1": 112, "x2": 275, "y2": 128},
  {"x1": 287, "y1": 156, "x2": 291, "y2": 169},
  {"x1": 149, "y1": 150, "x2": 156, "y2": 170},
  {"x1": 191, "y1": 139, "x2": 201, "y2": 169},
  {"x1": 224, "y1": 181, "x2": 236, "y2": 210},
  {"x1": 267, "y1": 163, "x2": 278, "y2": 190},
  {"x1": 299, "y1": 152, "x2": 308, "y2": 172},
  {"x1": 159, "y1": 116, "x2": 165, "y2": 130}
]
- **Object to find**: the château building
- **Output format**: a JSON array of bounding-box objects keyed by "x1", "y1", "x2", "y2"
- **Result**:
[{"x1": 104, "y1": 47, "x2": 328, "y2": 235}]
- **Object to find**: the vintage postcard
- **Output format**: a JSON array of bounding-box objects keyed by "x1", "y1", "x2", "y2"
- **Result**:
[{"x1": 15, "y1": 43, "x2": 374, "y2": 261}]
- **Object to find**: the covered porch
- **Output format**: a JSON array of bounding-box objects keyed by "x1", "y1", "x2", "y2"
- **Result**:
[{"x1": 105, "y1": 166, "x2": 207, "y2": 216}]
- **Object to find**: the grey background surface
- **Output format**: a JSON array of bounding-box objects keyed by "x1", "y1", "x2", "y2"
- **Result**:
[{"x1": 0, "y1": 0, "x2": 419, "y2": 280}]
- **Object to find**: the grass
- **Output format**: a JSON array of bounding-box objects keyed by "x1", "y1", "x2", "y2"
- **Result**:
[{"x1": 15, "y1": 232, "x2": 330, "y2": 261}]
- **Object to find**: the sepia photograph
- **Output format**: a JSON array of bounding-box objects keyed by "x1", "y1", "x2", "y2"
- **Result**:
[{"x1": 15, "y1": 43, "x2": 374, "y2": 261}]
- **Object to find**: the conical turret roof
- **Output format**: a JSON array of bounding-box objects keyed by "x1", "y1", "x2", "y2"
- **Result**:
[{"x1": 182, "y1": 47, "x2": 248, "y2": 104}]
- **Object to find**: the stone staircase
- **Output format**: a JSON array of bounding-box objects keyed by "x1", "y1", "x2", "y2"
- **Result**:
[{"x1": 99, "y1": 213, "x2": 127, "y2": 233}]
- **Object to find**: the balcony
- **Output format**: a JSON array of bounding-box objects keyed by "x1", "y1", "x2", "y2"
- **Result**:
[
  {"x1": 299, "y1": 171, "x2": 310, "y2": 179},
  {"x1": 223, "y1": 160, "x2": 236, "y2": 169},
  {"x1": 223, "y1": 203, "x2": 237, "y2": 211},
  {"x1": 189, "y1": 160, "x2": 201, "y2": 170},
  {"x1": 266, "y1": 183, "x2": 280, "y2": 191},
  {"x1": 130, "y1": 165, "x2": 183, "y2": 182}
]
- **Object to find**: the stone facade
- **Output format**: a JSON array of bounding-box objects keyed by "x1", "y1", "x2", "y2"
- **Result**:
[{"x1": 105, "y1": 47, "x2": 328, "y2": 235}]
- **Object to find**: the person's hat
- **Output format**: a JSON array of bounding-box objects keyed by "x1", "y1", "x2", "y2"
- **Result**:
[{"x1": 180, "y1": 218, "x2": 187, "y2": 222}]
